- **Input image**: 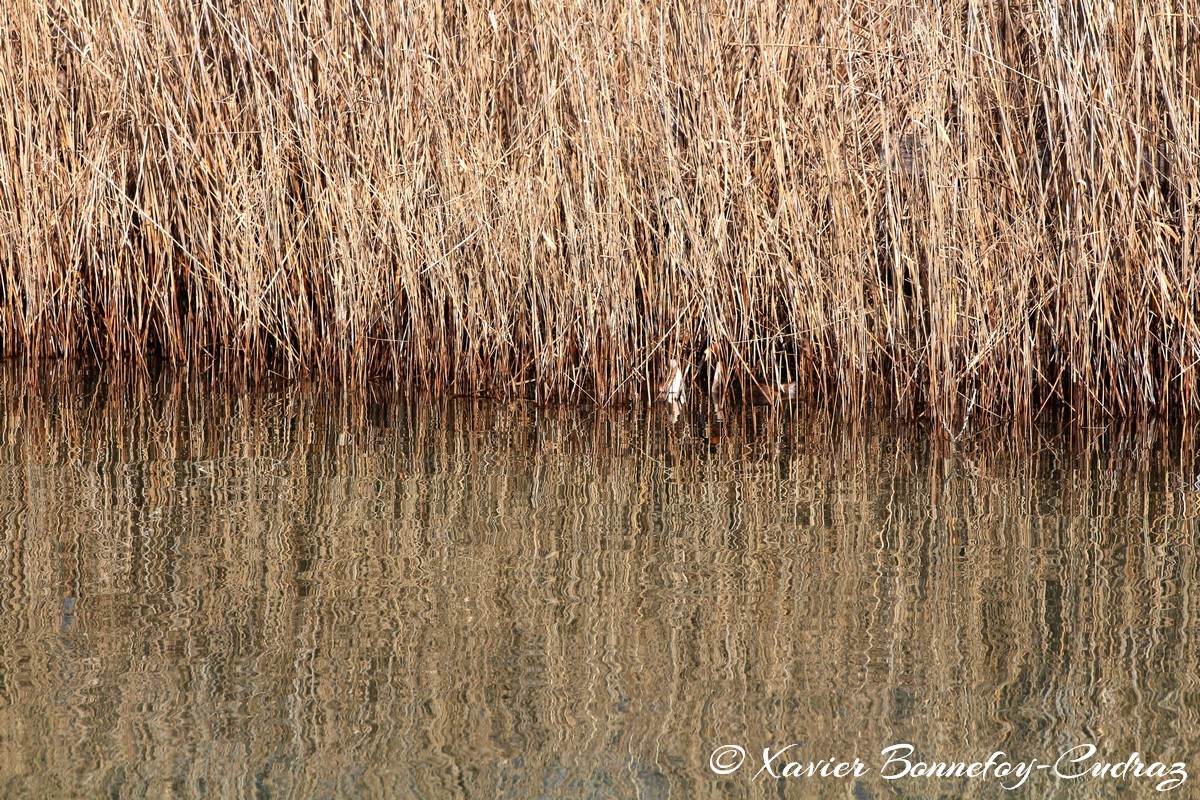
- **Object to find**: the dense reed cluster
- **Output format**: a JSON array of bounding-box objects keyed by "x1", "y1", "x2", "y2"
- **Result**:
[{"x1": 1, "y1": 0, "x2": 1198, "y2": 425}]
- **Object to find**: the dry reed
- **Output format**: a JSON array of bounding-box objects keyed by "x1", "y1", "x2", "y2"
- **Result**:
[{"x1": 1, "y1": 0, "x2": 1198, "y2": 426}]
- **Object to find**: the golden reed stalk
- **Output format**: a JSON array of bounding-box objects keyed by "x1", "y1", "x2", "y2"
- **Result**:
[{"x1": 1, "y1": 0, "x2": 1197, "y2": 426}]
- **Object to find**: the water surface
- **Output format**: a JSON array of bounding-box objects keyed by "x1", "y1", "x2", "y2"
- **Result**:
[{"x1": 1, "y1": 371, "x2": 1198, "y2": 797}]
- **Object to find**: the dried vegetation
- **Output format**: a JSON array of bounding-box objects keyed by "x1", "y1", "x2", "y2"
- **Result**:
[{"x1": 2, "y1": 0, "x2": 1198, "y2": 425}]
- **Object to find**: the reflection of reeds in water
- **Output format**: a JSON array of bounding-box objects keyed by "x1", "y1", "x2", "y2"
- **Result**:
[
  {"x1": 2, "y1": 1, "x2": 1198, "y2": 428},
  {"x1": 0, "y1": 371, "x2": 1199, "y2": 797}
]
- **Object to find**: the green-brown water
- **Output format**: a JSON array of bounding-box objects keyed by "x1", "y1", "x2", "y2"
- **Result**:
[{"x1": 1, "y1": 371, "x2": 1198, "y2": 798}]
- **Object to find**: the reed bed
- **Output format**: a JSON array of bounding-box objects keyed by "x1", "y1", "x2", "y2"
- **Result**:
[{"x1": 1, "y1": 0, "x2": 1198, "y2": 426}]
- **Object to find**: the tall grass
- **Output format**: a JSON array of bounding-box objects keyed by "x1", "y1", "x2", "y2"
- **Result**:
[{"x1": 1, "y1": 0, "x2": 1198, "y2": 425}]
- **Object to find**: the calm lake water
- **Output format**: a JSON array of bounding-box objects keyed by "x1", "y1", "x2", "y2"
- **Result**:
[{"x1": 1, "y1": 370, "x2": 1198, "y2": 798}]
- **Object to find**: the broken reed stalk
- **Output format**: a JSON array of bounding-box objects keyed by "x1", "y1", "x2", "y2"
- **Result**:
[{"x1": 1, "y1": 0, "x2": 1198, "y2": 428}]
